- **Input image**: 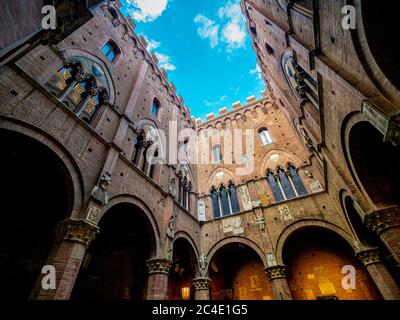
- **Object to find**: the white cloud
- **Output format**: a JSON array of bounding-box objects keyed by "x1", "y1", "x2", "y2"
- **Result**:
[
  {"x1": 144, "y1": 37, "x2": 161, "y2": 51},
  {"x1": 124, "y1": 0, "x2": 169, "y2": 22},
  {"x1": 250, "y1": 64, "x2": 261, "y2": 76},
  {"x1": 155, "y1": 52, "x2": 176, "y2": 71},
  {"x1": 204, "y1": 95, "x2": 228, "y2": 107},
  {"x1": 194, "y1": 1, "x2": 247, "y2": 51},
  {"x1": 194, "y1": 14, "x2": 220, "y2": 48},
  {"x1": 219, "y1": 1, "x2": 247, "y2": 50}
]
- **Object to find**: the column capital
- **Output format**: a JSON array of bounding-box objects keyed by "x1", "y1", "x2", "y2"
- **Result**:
[
  {"x1": 56, "y1": 219, "x2": 99, "y2": 248},
  {"x1": 356, "y1": 248, "x2": 381, "y2": 267},
  {"x1": 192, "y1": 278, "x2": 210, "y2": 290},
  {"x1": 146, "y1": 258, "x2": 172, "y2": 275},
  {"x1": 365, "y1": 207, "x2": 400, "y2": 234},
  {"x1": 265, "y1": 265, "x2": 287, "y2": 280}
]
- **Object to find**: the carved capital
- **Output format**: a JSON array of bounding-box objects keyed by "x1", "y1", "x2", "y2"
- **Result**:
[
  {"x1": 146, "y1": 258, "x2": 172, "y2": 275},
  {"x1": 365, "y1": 207, "x2": 400, "y2": 234},
  {"x1": 192, "y1": 278, "x2": 210, "y2": 290},
  {"x1": 265, "y1": 265, "x2": 287, "y2": 280},
  {"x1": 356, "y1": 248, "x2": 381, "y2": 267},
  {"x1": 57, "y1": 219, "x2": 99, "y2": 248}
]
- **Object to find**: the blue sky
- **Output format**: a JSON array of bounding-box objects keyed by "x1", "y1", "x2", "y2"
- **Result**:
[{"x1": 119, "y1": 0, "x2": 264, "y2": 120}]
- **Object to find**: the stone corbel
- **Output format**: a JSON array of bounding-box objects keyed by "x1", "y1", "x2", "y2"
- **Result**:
[
  {"x1": 265, "y1": 265, "x2": 287, "y2": 280},
  {"x1": 91, "y1": 172, "x2": 112, "y2": 205}
]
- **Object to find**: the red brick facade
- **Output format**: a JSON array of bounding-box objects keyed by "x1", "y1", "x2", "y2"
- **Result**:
[{"x1": 0, "y1": 0, "x2": 399, "y2": 300}]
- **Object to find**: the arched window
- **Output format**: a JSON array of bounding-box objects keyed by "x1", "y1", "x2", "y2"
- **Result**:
[
  {"x1": 132, "y1": 132, "x2": 145, "y2": 165},
  {"x1": 288, "y1": 164, "x2": 308, "y2": 196},
  {"x1": 267, "y1": 170, "x2": 284, "y2": 202},
  {"x1": 212, "y1": 145, "x2": 222, "y2": 163},
  {"x1": 148, "y1": 149, "x2": 158, "y2": 179},
  {"x1": 228, "y1": 182, "x2": 240, "y2": 214},
  {"x1": 278, "y1": 168, "x2": 296, "y2": 200},
  {"x1": 101, "y1": 41, "x2": 119, "y2": 62},
  {"x1": 211, "y1": 187, "x2": 221, "y2": 219},
  {"x1": 259, "y1": 128, "x2": 273, "y2": 145},
  {"x1": 211, "y1": 183, "x2": 240, "y2": 219},
  {"x1": 46, "y1": 65, "x2": 74, "y2": 96},
  {"x1": 267, "y1": 166, "x2": 308, "y2": 202},
  {"x1": 220, "y1": 185, "x2": 231, "y2": 217},
  {"x1": 151, "y1": 99, "x2": 160, "y2": 117}
]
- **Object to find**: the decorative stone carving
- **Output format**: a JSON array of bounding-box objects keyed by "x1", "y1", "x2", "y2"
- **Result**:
[
  {"x1": 265, "y1": 265, "x2": 287, "y2": 280},
  {"x1": 310, "y1": 180, "x2": 324, "y2": 193},
  {"x1": 267, "y1": 253, "x2": 278, "y2": 267},
  {"x1": 199, "y1": 253, "x2": 208, "y2": 275},
  {"x1": 255, "y1": 213, "x2": 267, "y2": 232},
  {"x1": 222, "y1": 216, "x2": 244, "y2": 234},
  {"x1": 239, "y1": 185, "x2": 252, "y2": 211},
  {"x1": 365, "y1": 207, "x2": 400, "y2": 234},
  {"x1": 192, "y1": 278, "x2": 210, "y2": 290},
  {"x1": 57, "y1": 219, "x2": 99, "y2": 248},
  {"x1": 278, "y1": 205, "x2": 293, "y2": 222},
  {"x1": 91, "y1": 172, "x2": 112, "y2": 205},
  {"x1": 304, "y1": 170, "x2": 313, "y2": 179},
  {"x1": 85, "y1": 206, "x2": 102, "y2": 225},
  {"x1": 167, "y1": 214, "x2": 175, "y2": 239},
  {"x1": 356, "y1": 248, "x2": 380, "y2": 267},
  {"x1": 197, "y1": 200, "x2": 206, "y2": 222},
  {"x1": 146, "y1": 258, "x2": 172, "y2": 275},
  {"x1": 169, "y1": 178, "x2": 177, "y2": 197}
]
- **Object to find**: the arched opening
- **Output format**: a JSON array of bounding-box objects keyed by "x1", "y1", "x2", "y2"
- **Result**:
[
  {"x1": 361, "y1": 0, "x2": 400, "y2": 90},
  {"x1": 283, "y1": 228, "x2": 381, "y2": 300},
  {"x1": 342, "y1": 196, "x2": 400, "y2": 285},
  {"x1": 209, "y1": 243, "x2": 272, "y2": 300},
  {"x1": 348, "y1": 121, "x2": 400, "y2": 207},
  {"x1": 168, "y1": 238, "x2": 197, "y2": 300},
  {"x1": 0, "y1": 129, "x2": 74, "y2": 300},
  {"x1": 71, "y1": 203, "x2": 156, "y2": 300}
]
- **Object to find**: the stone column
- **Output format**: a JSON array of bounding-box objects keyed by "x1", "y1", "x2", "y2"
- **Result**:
[
  {"x1": 30, "y1": 219, "x2": 99, "y2": 300},
  {"x1": 365, "y1": 208, "x2": 400, "y2": 266},
  {"x1": 145, "y1": 258, "x2": 172, "y2": 300},
  {"x1": 193, "y1": 278, "x2": 210, "y2": 300},
  {"x1": 265, "y1": 265, "x2": 293, "y2": 300},
  {"x1": 356, "y1": 248, "x2": 400, "y2": 300}
]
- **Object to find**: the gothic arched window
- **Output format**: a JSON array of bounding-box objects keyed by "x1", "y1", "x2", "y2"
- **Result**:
[
  {"x1": 228, "y1": 182, "x2": 240, "y2": 214},
  {"x1": 288, "y1": 164, "x2": 308, "y2": 196},
  {"x1": 267, "y1": 170, "x2": 285, "y2": 202},
  {"x1": 211, "y1": 187, "x2": 221, "y2": 219}
]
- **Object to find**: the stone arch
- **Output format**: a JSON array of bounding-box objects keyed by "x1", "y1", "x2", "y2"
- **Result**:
[
  {"x1": 0, "y1": 116, "x2": 85, "y2": 217},
  {"x1": 205, "y1": 166, "x2": 239, "y2": 191},
  {"x1": 350, "y1": 0, "x2": 400, "y2": 100},
  {"x1": 61, "y1": 48, "x2": 116, "y2": 105},
  {"x1": 101, "y1": 194, "x2": 161, "y2": 257},
  {"x1": 342, "y1": 111, "x2": 400, "y2": 209},
  {"x1": 173, "y1": 231, "x2": 200, "y2": 263},
  {"x1": 259, "y1": 148, "x2": 303, "y2": 177},
  {"x1": 206, "y1": 236, "x2": 268, "y2": 270},
  {"x1": 275, "y1": 219, "x2": 357, "y2": 265}
]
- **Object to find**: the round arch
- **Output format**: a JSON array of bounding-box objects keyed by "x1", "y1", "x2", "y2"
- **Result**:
[
  {"x1": 206, "y1": 236, "x2": 267, "y2": 270},
  {"x1": 275, "y1": 219, "x2": 358, "y2": 265},
  {"x1": 61, "y1": 48, "x2": 116, "y2": 105},
  {"x1": 0, "y1": 116, "x2": 85, "y2": 217},
  {"x1": 102, "y1": 194, "x2": 161, "y2": 257},
  {"x1": 173, "y1": 231, "x2": 200, "y2": 265}
]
